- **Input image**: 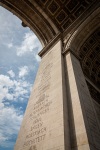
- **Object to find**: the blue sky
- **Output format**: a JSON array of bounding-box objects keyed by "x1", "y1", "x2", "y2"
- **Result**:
[{"x1": 0, "y1": 6, "x2": 42, "y2": 150}]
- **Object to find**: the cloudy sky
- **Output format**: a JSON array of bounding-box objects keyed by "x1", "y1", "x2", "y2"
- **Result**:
[{"x1": 0, "y1": 6, "x2": 42, "y2": 150}]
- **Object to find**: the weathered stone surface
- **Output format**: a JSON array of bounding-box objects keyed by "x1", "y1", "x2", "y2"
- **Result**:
[
  {"x1": 0, "y1": 1, "x2": 99, "y2": 150},
  {"x1": 14, "y1": 40, "x2": 70, "y2": 150},
  {"x1": 65, "y1": 52, "x2": 100, "y2": 150}
]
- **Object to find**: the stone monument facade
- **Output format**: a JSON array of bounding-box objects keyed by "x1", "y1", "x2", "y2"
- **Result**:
[{"x1": 0, "y1": 0, "x2": 100, "y2": 150}]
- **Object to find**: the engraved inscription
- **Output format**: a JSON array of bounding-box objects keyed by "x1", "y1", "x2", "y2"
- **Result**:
[
  {"x1": 30, "y1": 97, "x2": 52, "y2": 119},
  {"x1": 24, "y1": 134, "x2": 46, "y2": 146},
  {"x1": 23, "y1": 52, "x2": 53, "y2": 147},
  {"x1": 26, "y1": 127, "x2": 46, "y2": 139},
  {"x1": 29, "y1": 145, "x2": 37, "y2": 150}
]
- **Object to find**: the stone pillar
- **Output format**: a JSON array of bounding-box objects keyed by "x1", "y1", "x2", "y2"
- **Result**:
[
  {"x1": 64, "y1": 50, "x2": 100, "y2": 150},
  {"x1": 14, "y1": 39, "x2": 71, "y2": 150}
]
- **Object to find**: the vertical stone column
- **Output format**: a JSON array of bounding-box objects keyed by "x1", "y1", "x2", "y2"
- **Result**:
[
  {"x1": 64, "y1": 50, "x2": 100, "y2": 150},
  {"x1": 14, "y1": 39, "x2": 71, "y2": 150}
]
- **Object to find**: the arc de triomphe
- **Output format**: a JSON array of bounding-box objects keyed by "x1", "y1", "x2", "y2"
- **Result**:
[{"x1": 0, "y1": 0, "x2": 100, "y2": 150}]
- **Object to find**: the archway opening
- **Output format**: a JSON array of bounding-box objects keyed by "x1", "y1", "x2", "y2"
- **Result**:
[
  {"x1": 67, "y1": 7, "x2": 100, "y2": 106},
  {"x1": 78, "y1": 28, "x2": 100, "y2": 125},
  {"x1": 0, "y1": 6, "x2": 42, "y2": 150}
]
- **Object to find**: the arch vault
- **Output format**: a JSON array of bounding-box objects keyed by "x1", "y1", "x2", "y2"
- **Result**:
[{"x1": 0, "y1": 0, "x2": 100, "y2": 150}]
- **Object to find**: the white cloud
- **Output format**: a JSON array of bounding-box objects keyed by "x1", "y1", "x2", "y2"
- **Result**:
[
  {"x1": 19, "y1": 66, "x2": 29, "y2": 78},
  {"x1": 0, "y1": 75, "x2": 14, "y2": 101},
  {"x1": 16, "y1": 32, "x2": 42, "y2": 57},
  {"x1": 0, "y1": 72, "x2": 32, "y2": 147},
  {"x1": 7, "y1": 70, "x2": 15, "y2": 78},
  {"x1": 0, "y1": 6, "x2": 41, "y2": 149},
  {"x1": 7, "y1": 43, "x2": 13, "y2": 48},
  {"x1": 0, "y1": 87, "x2": 9, "y2": 102},
  {"x1": 0, "y1": 75, "x2": 14, "y2": 87},
  {"x1": 0, "y1": 72, "x2": 32, "y2": 102},
  {"x1": 0, "y1": 103, "x2": 23, "y2": 147},
  {"x1": 0, "y1": 74, "x2": 29, "y2": 148},
  {"x1": 36, "y1": 55, "x2": 41, "y2": 62},
  {"x1": 0, "y1": 6, "x2": 21, "y2": 45}
]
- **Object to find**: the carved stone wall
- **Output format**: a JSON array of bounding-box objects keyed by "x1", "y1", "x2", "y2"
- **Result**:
[
  {"x1": 0, "y1": 1, "x2": 100, "y2": 150},
  {"x1": 79, "y1": 28, "x2": 100, "y2": 88}
]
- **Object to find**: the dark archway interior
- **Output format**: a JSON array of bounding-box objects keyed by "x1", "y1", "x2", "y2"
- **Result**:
[
  {"x1": 0, "y1": 0, "x2": 99, "y2": 45},
  {"x1": 79, "y1": 28, "x2": 100, "y2": 105}
]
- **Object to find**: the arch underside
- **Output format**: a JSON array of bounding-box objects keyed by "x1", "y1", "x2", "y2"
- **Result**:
[
  {"x1": 0, "y1": 0, "x2": 99, "y2": 45},
  {"x1": 64, "y1": 6, "x2": 100, "y2": 104},
  {"x1": 0, "y1": 0, "x2": 100, "y2": 103},
  {"x1": 68, "y1": 8, "x2": 100, "y2": 86}
]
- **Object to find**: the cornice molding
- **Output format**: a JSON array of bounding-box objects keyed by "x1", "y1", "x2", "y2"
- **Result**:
[{"x1": 38, "y1": 33, "x2": 61, "y2": 58}]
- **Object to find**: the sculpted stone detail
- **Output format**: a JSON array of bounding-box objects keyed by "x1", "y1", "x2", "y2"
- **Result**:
[
  {"x1": 79, "y1": 28, "x2": 100, "y2": 88},
  {"x1": 0, "y1": 1, "x2": 100, "y2": 150},
  {"x1": 48, "y1": 1, "x2": 59, "y2": 15},
  {"x1": 29, "y1": 145, "x2": 37, "y2": 150},
  {"x1": 23, "y1": 52, "x2": 53, "y2": 149},
  {"x1": 87, "y1": 81, "x2": 100, "y2": 105},
  {"x1": 33, "y1": 0, "x2": 97, "y2": 31}
]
